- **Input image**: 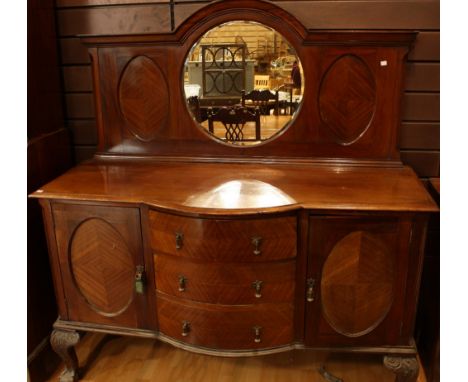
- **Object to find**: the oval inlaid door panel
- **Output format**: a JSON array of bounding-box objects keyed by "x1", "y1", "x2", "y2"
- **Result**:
[
  {"x1": 321, "y1": 231, "x2": 394, "y2": 337},
  {"x1": 69, "y1": 218, "x2": 135, "y2": 316},
  {"x1": 118, "y1": 55, "x2": 169, "y2": 141},
  {"x1": 319, "y1": 55, "x2": 376, "y2": 145}
]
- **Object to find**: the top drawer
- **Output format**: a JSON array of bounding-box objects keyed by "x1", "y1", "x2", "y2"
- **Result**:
[{"x1": 148, "y1": 211, "x2": 296, "y2": 261}]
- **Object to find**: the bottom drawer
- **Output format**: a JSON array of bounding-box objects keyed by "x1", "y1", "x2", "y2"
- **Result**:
[{"x1": 157, "y1": 292, "x2": 294, "y2": 350}]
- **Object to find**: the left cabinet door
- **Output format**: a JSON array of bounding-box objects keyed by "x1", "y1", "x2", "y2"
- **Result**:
[{"x1": 50, "y1": 203, "x2": 151, "y2": 329}]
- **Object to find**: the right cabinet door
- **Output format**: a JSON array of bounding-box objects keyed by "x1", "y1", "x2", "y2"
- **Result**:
[{"x1": 305, "y1": 215, "x2": 413, "y2": 347}]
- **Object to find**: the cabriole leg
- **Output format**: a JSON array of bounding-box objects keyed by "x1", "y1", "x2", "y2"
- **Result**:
[
  {"x1": 383, "y1": 355, "x2": 419, "y2": 382},
  {"x1": 50, "y1": 329, "x2": 81, "y2": 382}
]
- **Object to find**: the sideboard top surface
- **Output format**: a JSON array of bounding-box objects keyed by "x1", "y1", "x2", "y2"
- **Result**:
[{"x1": 31, "y1": 161, "x2": 437, "y2": 213}]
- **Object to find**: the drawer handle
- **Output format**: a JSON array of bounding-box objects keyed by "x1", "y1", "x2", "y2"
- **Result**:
[
  {"x1": 252, "y1": 280, "x2": 263, "y2": 298},
  {"x1": 134, "y1": 265, "x2": 145, "y2": 294},
  {"x1": 182, "y1": 321, "x2": 191, "y2": 337},
  {"x1": 175, "y1": 232, "x2": 184, "y2": 250},
  {"x1": 307, "y1": 278, "x2": 316, "y2": 302},
  {"x1": 251, "y1": 236, "x2": 262, "y2": 256},
  {"x1": 253, "y1": 326, "x2": 262, "y2": 343},
  {"x1": 178, "y1": 275, "x2": 187, "y2": 292}
]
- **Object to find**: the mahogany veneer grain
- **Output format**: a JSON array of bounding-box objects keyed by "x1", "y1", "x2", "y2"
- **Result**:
[
  {"x1": 154, "y1": 255, "x2": 296, "y2": 304},
  {"x1": 156, "y1": 292, "x2": 295, "y2": 350},
  {"x1": 306, "y1": 215, "x2": 416, "y2": 347},
  {"x1": 50, "y1": 203, "x2": 155, "y2": 329},
  {"x1": 32, "y1": 161, "x2": 437, "y2": 213},
  {"x1": 149, "y1": 211, "x2": 297, "y2": 260}
]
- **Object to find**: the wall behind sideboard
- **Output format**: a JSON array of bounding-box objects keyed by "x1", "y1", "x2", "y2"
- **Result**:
[{"x1": 55, "y1": 0, "x2": 440, "y2": 179}]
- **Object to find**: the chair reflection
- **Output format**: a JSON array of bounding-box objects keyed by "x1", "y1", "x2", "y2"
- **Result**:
[
  {"x1": 187, "y1": 96, "x2": 209, "y2": 123},
  {"x1": 208, "y1": 106, "x2": 261, "y2": 142},
  {"x1": 241, "y1": 89, "x2": 279, "y2": 116}
]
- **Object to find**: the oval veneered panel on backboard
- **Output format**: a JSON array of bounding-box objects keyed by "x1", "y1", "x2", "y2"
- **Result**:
[
  {"x1": 320, "y1": 231, "x2": 394, "y2": 337},
  {"x1": 319, "y1": 55, "x2": 376, "y2": 145},
  {"x1": 119, "y1": 55, "x2": 169, "y2": 141},
  {"x1": 69, "y1": 218, "x2": 135, "y2": 316}
]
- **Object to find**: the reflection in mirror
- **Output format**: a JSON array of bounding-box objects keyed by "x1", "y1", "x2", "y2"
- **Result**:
[{"x1": 183, "y1": 21, "x2": 304, "y2": 146}]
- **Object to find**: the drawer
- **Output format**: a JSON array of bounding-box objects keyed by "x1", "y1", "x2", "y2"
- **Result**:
[
  {"x1": 157, "y1": 293, "x2": 294, "y2": 350},
  {"x1": 154, "y1": 254, "x2": 295, "y2": 304},
  {"x1": 148, "y1": 211, "x2": 296, "y2": 261}
]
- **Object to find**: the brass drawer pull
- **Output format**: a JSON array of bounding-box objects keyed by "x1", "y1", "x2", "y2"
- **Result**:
[
  {"x1": 182, "y1": 321, "x2": 191, "y2": 337},
  {"x1": 175, "y1": 232, "x2": 184, "y2": 250},
  {"x1": 252, "y1": 280, "x2": 263, "y2": 298},
  {"x1": 306, "y1": 278, "x2": 316, "y2": 302},
  {"x1": 134, "y1": 265, "x2": 145, "y2": 294},
  {"x1": 253, "y1": 326, "x2": 262, "y2": 343},
  {"x1": 251, "y1": 236, "x2": 262, "y2": 256},
  {"x1": 178, "y1": 275, "x2": 187, "y2": 292}
]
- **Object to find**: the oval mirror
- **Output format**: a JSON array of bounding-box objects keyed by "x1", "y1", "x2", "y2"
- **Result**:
[{"x1": 183, "y1": 21, "x2": 304, "y2": 146}]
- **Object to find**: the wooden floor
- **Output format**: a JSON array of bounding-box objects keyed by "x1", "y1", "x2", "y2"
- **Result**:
[{"x1": 45, "y1": 333, "x2": 426, "y2": 382}]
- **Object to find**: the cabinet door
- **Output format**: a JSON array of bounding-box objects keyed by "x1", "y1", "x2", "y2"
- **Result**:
[
  {"x1": 52, "y1": 203, "x2": 152, "y2": 329},
  {"x1": 305, "y1": 215, "x2": 412, "y2": 347}
]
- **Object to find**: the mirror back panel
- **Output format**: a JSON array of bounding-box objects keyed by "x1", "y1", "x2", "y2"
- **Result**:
[{"x1": 84, "y1": 0, "x2": 415, "y2": 163}]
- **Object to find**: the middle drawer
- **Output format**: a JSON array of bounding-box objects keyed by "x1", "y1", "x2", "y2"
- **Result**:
[{"x1": 154, "y1": 254, "x2": 296, "y2": 304}]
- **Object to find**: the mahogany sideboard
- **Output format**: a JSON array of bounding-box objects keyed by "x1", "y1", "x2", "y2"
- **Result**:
[{"x1": 30, "y1": 1, "x2": 438, "y2": 381}]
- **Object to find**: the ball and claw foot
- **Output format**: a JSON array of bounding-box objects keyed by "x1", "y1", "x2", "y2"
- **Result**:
[
  {"x1": 50, "y1": 329, "x2": 81, "y2": 382},
  {"x1": 383, "y1": 355, "x2": 419, "y2": 382}
]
